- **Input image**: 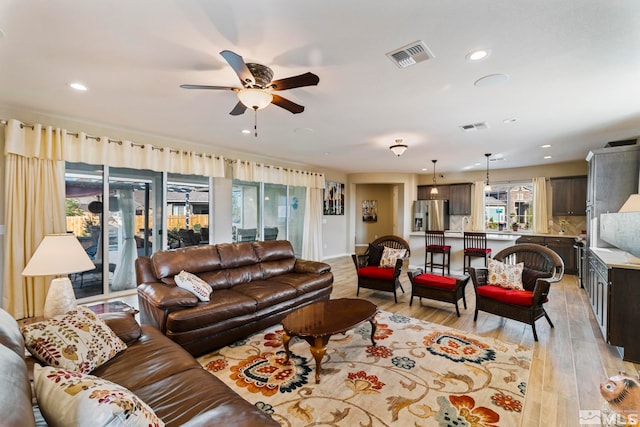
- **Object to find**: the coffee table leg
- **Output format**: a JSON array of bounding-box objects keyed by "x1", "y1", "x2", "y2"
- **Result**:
[
  {"x1": 282, "y1": 333, "x2": 292, "y2": 363},
  {"x1": 309, "y1": 336, "x2": 329, "y2": 384},
  {"x1": 369, "y1": 320, "x2": 377, "y2": 346}
]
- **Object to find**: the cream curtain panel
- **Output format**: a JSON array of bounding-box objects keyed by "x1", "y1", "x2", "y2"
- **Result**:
[
  {"x1": 533, "y1": 177, "x2": 549, "y2": 233},
  {"x1": 3, "y1": 121, "x2": 67, "y2": 318},
  {"x1": 471, "y1": 181, "x2": 486, "y2": 231},
  {"x1": 233, "y1": 160, "x2": 326, "y2": 260}
]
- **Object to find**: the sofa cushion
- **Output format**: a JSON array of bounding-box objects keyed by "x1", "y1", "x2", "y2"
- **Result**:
[
  {"x1": 273, "y1": 272, "x2": 334, "y2": 295},
  {"x1": 216, "y1": 242, "x2": 260, "y2": 269},
  {"x1": 34, "y1": 364, "x2": 164, "y2": 427},
  {"x1": 233, "y1": 280, "x2": 298, "y2": 310},
  {"x1": 357, "y1": 266, "x2": 395, "y2": 280},
  {"x1": 175, "y1": 270, "x2": 213, "y2": 301},
  {"x1": 477, "y1": 285, "x2": 548, "y2": 307},
  {"x1": 152, "y1": 245, "x2": 221, "y2": 280},
  {"x1": 0, "y1": 345, "x2": 36, "y2": 427},
  {"x1": 367, "y1": 243, "x2": 385, "y2": 266},
  {"x1": 379, "y1": 247, "x2": 406, "y2": 268},
  {"x1": 413, "y1": 273, "x2": 457, "y2": 290},
  {"x1": 487, "y1": 258, "x2": 524, "y2": 290},
  {"x1": 101, "y1": 312, "x2": 142, "y2": 345},
  {"x1": 21, "y1": 306, "x2": 127, "y2": 374},
  {"x1": 522, "y1": 267, "x2": 553, "y2": 292}
]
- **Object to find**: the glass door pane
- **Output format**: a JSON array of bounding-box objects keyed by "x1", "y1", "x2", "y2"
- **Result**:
[
  {"x1": 232, "y1": 180, "x2": 260, "y2": 242},
  {"x1": 288, "y1": 186, "x2": 306, "y2": 256},
  {"x1": 263, "y1": 183, "x2": 287, "y2": 241},
  {"x1": 167, "y1": 174, "x2": 211, "y2": 248}
]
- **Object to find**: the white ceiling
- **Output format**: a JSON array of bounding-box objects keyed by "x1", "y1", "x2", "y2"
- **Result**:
[{"x1": 1, "y1": 0, "x2": 639, "y2": 174}]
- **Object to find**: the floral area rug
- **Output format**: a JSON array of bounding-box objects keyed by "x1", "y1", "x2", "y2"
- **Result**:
[{"x1": 197, "y1": 310, "x2": 532, "y2": 426}]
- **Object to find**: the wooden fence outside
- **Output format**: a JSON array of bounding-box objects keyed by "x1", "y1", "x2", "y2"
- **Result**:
[{"x1": 66, "y1": 214, "x2": 209, "y2": 236}]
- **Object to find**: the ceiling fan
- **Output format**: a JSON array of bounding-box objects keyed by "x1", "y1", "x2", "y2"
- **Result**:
[{"x1": 181, "y1": 50, "x2": 319, "y2": 118}]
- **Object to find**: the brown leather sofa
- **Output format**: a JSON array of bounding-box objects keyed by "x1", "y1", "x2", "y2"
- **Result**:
[
  {"x1": 136, "y1": 240, "x2": 334, "y2": 356},
  {"x1": 0, "y1": 308, "x2": 279, "y2": 427}
]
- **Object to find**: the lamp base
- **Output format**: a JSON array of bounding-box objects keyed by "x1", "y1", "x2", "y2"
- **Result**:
[{"x1": 43, "y1": 277, "x2": 77, "y2": 319}]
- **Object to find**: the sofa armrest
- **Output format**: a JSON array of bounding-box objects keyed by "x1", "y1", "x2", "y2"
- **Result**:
[
  {"x1": 137, "y1": 282, "x2": 199, "y2": 309},
  {"x1": 294, "y1": 259, "x2": 331, "y2": 275},
  {"x1": 101, "y1": 312, "x2": 142, "y2": 345}
]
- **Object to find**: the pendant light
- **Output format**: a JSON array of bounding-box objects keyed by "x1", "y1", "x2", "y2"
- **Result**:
[
  {"x1": 430, "y1": 160, "x2": 439, "y2": 195},
  {"x1": 484, "y1": 153, "x2": 492, "y2": 191},
  {"x1": 389, "y1": 138, "x2": 408, "y2": 157}
]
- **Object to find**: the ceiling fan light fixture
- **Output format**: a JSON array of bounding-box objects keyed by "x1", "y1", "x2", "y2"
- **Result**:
[
  {"x1": 237, "y1": 88, "x2": 273, "y2": 110},
  {"x1": 390, "y1": 138, "x2": 408, "y2": 157}
]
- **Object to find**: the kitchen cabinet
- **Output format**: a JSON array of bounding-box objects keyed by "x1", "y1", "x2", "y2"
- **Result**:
[
  {"x1": 585, "y1": 249, "x2": 640, "y2": 363},
  {"x1": 417, "y1": 185, "x2": 450, "y2": 201},
  {"x1": 516, "y1": 235, "x2": 577, "y2": 274},
  {"x1": 551, "y1": 176, "x2": 587, "y2": 216},
  {"x1": 449, "y1": 183, "x2": 472, "y2": 215}
]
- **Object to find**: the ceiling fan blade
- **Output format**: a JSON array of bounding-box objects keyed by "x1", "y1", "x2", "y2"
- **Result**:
[
  {"x1": 220, "y1": 50, "x2": 255, "y2": 87},
  {"x1": 180, "y1": 84, "x2": 238, "y2": 91},
  {"x1": 271, "y1": 94, "x2": 305, "y2": 114},
  {"x1": 270, "y1": 72, "x2": 319, "y2": 91},
  {"x1": 229, "y1": 101, "x2": 248, "y2": 116}
]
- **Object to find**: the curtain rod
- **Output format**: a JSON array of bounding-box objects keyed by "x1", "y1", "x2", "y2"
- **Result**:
[{"x1": 0, "y1": 118, "x2": 324, "y2": 177}]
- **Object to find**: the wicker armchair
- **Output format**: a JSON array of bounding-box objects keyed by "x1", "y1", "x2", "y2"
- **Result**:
[
  {"x1": 352, "y1": 235, "x2": 411, "y2": 303},
  {"x1": 470, "y1": 243, "x2": 564, "y2": 341}
]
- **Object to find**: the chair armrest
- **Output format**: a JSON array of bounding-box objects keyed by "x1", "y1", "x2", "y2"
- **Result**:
[
  {"x1": 294, "y1": 259, "x2": 331, "y2": 274},
  {"x1": 351, "y1": 254, "x2": 368, "y2": 269},
  {"x1": 137, "y1": 282, "x2": 199, "y2": 310},
  {"x1": 531, "y1": 278, "x2": 555, "y2": 306},
  {"x1": 407, "y1": 268, "x2": 424, "y2": 281},
  {"x1": 469, "y1": 267, "x2": 488, "y2": 288}
]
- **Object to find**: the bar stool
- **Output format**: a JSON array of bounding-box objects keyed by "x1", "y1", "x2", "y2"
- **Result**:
[
  {"x1": 424, "y1": 230, "x2": 451, "y2": 275},
  {"x1": 463, "y1": 232, "x2": 491, "y2": 274}
]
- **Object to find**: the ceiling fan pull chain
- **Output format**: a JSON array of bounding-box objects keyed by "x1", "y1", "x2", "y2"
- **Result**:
[{"x1": 254, "y1": 106, "x2": 258, "y2": 137}]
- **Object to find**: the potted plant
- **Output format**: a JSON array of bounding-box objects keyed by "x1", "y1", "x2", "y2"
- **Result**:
[{"x1": 512, "y1": 221, "x2": 519, "y2": 232}]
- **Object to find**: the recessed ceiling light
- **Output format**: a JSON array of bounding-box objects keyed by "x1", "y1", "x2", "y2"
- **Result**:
[
  {"x1": 474, "y1": 162, "x2": 481, "y2": 166},
  {"x1": 69, "y1": 82, "x2": 87, "y2": 91},
  {"x1": 544, "y1": 155, "x2": 552, "y2": 159},
  {"x1": 241, "y1": 129, "x2": 251, "y2": 134},
  {"x1": 421, "y1": 167, "x2": 428, "y2": 171},
  {"x1": 466, "y1": 49, "x2": 491, "y2": 61},
  {"x1": 541, "y1": 144, "x2": 551, "y2": 148},
  {"x1": 503, "y1": 117, "x2": 519, "y2": 124}
]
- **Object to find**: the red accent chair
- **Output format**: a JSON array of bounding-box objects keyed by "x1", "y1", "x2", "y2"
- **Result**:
[
  {"x1": 408, "y1": 271, "x2": 470, "y2": 316},
  {"x1": 352, "y1": 235, "x2": 411, "y2": 303},
  {"x1": 424, "y1": 230, "x2": 451, "y2": 275},
  {"x1": 463, "y1": 232, "x2": 492, "y2": 274},
  {"x1": 469, "y1": 243, "x2": 564, "y2": 341}
]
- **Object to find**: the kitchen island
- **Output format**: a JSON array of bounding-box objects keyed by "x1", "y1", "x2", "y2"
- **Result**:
[{"x1": 408, "y1": 231, "x2": 580, "y2": 274}]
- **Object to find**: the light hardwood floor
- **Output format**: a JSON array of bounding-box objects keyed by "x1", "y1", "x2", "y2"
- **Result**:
[
  {"x1": 119, "y1": 255, "x2": 638, "y2": 426},
  {"x1": 328, "y1": 256, "x2": 639, "y2": 427}
]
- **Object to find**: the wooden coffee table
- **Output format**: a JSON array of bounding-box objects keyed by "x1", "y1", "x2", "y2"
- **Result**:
[{"x1": 281, "y1": 298, "x2": 378, "y2": 384}]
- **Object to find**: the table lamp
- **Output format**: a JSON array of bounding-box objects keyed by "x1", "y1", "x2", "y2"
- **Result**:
[{"x1": 22, "y1": 234, "x2": 96, "y2": 318}]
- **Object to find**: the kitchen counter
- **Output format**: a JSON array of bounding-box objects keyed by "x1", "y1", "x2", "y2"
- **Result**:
[{"x1": 589, "y1": 247, "x2": 640, "y2": 270}]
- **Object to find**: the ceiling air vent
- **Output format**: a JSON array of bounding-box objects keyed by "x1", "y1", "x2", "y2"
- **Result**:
[
  {"x1": 459, "y1": 121, "x2": 490, "y2": 132},
  {"x1": 386, "y1": 41, "x2": 434, "y2": 69}
]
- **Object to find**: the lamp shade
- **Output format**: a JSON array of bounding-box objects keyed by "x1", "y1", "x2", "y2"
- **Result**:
[
  {"x1": 22, "y1": 234, "x2": 95, "y2": 277},
  {"x1": 237, "y1": 89, "x2": 273, "y2": 110}
]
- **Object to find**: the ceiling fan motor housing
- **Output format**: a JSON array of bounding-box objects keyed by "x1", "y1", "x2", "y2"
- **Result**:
[{"x1": 246, "y1": 63, "x2": 274, "y2": 88}]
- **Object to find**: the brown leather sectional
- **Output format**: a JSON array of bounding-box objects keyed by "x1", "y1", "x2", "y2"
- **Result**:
[
  {"x1": 136, "y1": 239, "x2": 334, "y2": 356},
  {"x1": 0, "y1": 309, "x2": 279, "y2": 427}
]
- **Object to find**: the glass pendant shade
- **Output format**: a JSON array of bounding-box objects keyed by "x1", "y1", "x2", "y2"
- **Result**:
[
  {"x1": 389, "y1": 138, "x2": 408, "y2": 157},
  {"x1": 237, "y1": 89, "x2": 273, "y2": 110},
  {"x1": 430, "y1": 159, "x2": 439, "y2": 194}
]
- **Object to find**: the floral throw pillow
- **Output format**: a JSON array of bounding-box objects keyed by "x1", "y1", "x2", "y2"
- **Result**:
[
  {"x1": 34, "y1": 364, "x2": 164, "y2": 427},
  {"x1": 21, "y1": 306, "x2": 127, "y2": 374},
  {"x1": 174, "y1": 270, "x2": 213, "y2": 302},
  {"x1": 487, "y1": 258, "x2": 525, "y2": 290},
  {"x1": 379, "y1": 246, "x2": 407, "y2": 268}
]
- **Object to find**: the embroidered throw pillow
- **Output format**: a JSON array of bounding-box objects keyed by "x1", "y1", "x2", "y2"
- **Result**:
[
  {"x1": 34, "y1": 364, "x2": 164, "y2": 427},
  {"x1": 21, "y1": 306, "x2": 127, "y2": 374},
  {"x1": 487, "y1": 258, "x2": 524, "y2": 290},
  {"x1": 379, "y1": 246, "x2": 407, "y2": 268},
  {"x1": 174, "y1": 270, "x2": 213, "y2": 302}
]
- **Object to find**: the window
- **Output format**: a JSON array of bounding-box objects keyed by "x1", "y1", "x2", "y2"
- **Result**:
[
  {"x1": 484, "y1": 182, "x2": 533, "y2": 230},
  {"x1": 166, "y1": 174, "x2": 211, "y2": 248}
]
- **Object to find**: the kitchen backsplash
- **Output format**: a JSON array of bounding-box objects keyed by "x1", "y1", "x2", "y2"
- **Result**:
[{"x1": 449, "y1": 214, "x2": 586, "y2": 235}]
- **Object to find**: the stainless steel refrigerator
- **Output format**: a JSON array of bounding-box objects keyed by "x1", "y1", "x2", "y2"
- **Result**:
[{"x1": 412, "y1": 200, "x2": 449, "y2": 232}]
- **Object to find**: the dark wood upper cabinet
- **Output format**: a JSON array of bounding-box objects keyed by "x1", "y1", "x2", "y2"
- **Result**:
[
  {"x1": 551, "y1": 176, "x2": 587, "y2": 216},
  {"x1": 417, "y1": 185, "x2": 450, "y2": 200},
  {"x1": 449, "y1": 183, "x2": 472, "y2": 215}
]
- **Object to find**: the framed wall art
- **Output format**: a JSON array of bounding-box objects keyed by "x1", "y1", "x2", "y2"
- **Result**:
[
  {"x1": 323, "y1": 181, "x2": 344, "y2": 215},
  {"x1": 362, "y1": 200, "x2": 377, "y2": 222}
]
